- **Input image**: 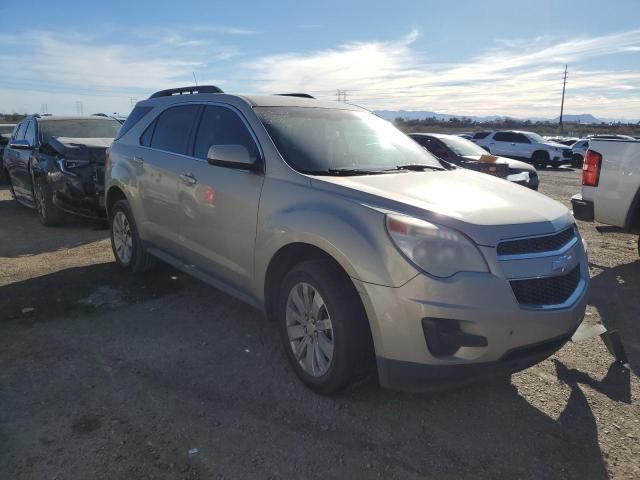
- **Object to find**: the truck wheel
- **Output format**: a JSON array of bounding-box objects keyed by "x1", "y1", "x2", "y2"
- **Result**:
[
  {"x1": 109, "y1": 199, "x2": 156, "y2": 272},
  {"x1": 33, "y1": 176, "x2": 64, "y2": 226},
  {"x1": 532, "y1": 151, "x2": 549, "y2": 169},
  {"x1": 278, "y1": 260, "x2": 373, "y2": 395}
]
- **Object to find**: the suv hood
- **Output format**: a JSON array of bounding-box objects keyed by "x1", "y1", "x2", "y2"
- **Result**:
[
  {"x1": 48, "y1": 137, "x2": 113, "y2": 163},
  {"x1": 311, "y1": 169, "x2": 572, "y2": 246}
]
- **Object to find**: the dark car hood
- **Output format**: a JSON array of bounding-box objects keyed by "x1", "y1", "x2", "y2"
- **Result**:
[
  {"x1": 461, "y1": 155, "x2": 535, "y2": 172},
  {"x1": 48, "y1": 137, "x2": 113, "y2": 163}
]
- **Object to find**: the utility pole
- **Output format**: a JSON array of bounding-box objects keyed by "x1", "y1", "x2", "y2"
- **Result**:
[
  {"x1": 559, "y1": 64, "x2": 568, "y2": 132},
  {"x1": 129, "y1": 97, "x2": 138, "y2": 108},
  {"x1": 76, "y1": 101, "x2": 83, "y2": 115},
  {"x1": 336, "y1": 90, "x2": 348, "y2": 103},
  {"x1": 192, "y1": 72, "x2": 198, "y2": 85}
]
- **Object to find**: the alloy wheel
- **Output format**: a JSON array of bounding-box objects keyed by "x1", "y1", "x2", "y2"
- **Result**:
[
  {"x1": 112, "y1": 211, "x2": 133, "y2": 265},
  {"x1": 285, "y1": 282, "x2": 334, "y2": 377}
]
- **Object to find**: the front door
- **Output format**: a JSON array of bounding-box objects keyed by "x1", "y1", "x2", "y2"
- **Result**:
[{"x1": 177, "y1": 104, "x2": 264, "y2": 293}]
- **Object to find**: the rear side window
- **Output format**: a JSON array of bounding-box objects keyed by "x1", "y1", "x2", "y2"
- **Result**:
[
  {"x1": 149, "y1": 105, "x2": 200, "y2": 155},
  {"x1": 472, "y1": 132, "x2": 490, "y2": 139},
  {"x1": 13, "y1": 122, "x2": 26, "y2": 140},
  {"x1": 193, "y1": 105, "x2": 259, "y2": 160},
  {"x1": 116, "y1": 106, "x2": 153, "y2": 140},
  {"x1": 24, "y1": 121, "x2": 36, "y2": 145},
  {"x1": 493, "y1": 132, "x2": 514, "y2": 142},
  {"x1": 514, "y1": 133, "x2": 530, "y2": 144}
]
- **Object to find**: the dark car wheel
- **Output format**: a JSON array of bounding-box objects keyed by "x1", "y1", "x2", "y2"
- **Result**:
[
  {"x1": 278, "y1": 259, "x2": 374, "y2": 395},
  {"x1": 532, "y1": 151, "x2": 549, "y2": 169},
  {"x1": 33, "y1": 176, "x2": 64, "y2": 226},
  {"x1": 572, "y1": 154, "x2": 584, "y2": 168},
  {"x1": 109, "y1": 199, "x2": 156, "y2": 272}
]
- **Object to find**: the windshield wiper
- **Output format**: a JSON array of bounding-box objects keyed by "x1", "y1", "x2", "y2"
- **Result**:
[
  {"x1": 396, "y1": 164, "x2": 445, "y2": 171},
  {"x1": 299, "y1": 168, "x2": 398, "y2": 176}
]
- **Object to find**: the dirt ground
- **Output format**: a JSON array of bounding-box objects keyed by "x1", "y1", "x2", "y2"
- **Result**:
[{"x1": 1, "y1": 169, "x2": 639, "y2": 480}]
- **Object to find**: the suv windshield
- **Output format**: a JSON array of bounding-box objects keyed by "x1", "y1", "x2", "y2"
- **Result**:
[
  {"x1": 524, "y1": 132, "x2": 545, "y2": 143},
  {"x1": 39, "y1": 119, "x2": 121, "y2": 143},
  {"x1": 437, "y1": 135, "x2": 488, "y2": 157},
  {"x1": 255, "y1": 107, "x2": 441, "y2": 173}
]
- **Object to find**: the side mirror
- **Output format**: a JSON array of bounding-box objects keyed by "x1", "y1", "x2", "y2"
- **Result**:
[
  {"x1": 207, "y1": 145, "x2": 258, "y2": 170},
  {"x1": 9, "y1": 139, "x2": 33, "y2": 150}
]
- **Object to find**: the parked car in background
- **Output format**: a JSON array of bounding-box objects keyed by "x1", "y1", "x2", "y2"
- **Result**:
[
  {"x1": 473, "y1": 130, "x2": 573, "y2": 168},
  {"x1": 471, "y1": 131, "x2": 493, "y2": 142},
  {"x1": 572, "y1": 138, "x2": 640, "y2": 255},
  {"x1": 544, "y1": 136, "x2": 579, "y2": 146},
  {"x1": 570, "y1": 139, "x2": 589, "y2": 168},
  {"x1": 409, "y1": 133, "x2": 539, "y2": 190},
  {"x1": 456, "y1": 133, "x2": 473, "y2": 140},
  {"x1": 0, "y1": 123, "x2": 16, "y2": 183},
  {"x1": 106, "y1": 86, "x2": 588, "y2": 394},
  {"x1": 3, "y1": 115, "x2": 120, "y2": 225}
]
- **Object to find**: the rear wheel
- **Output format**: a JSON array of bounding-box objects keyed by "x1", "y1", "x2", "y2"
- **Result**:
[
  {"x1": 278, "y1": 260, "x2": 373, "y2": 395},
  {"x1": 110, "y1": 199, "x2": 156, "y2": 272},
  {"x1": 572, "y1": 154, "x2": 583, "y2": 168},
  {"x1": 532, "y1": 151, "x2": 549, "y2": 169},
  {"x1": 33, "y1": 176, "x2": 64, "y2": 226}
]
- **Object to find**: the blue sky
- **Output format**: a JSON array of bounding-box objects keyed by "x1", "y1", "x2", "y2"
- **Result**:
[{"x1": 0, "y1": 0, "x2": 639, "y2": 119}]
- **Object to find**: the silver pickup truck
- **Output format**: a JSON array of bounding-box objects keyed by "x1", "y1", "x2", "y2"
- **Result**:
[
  {"x1": 572, "y1": 138, "x2": 640, "y2": 255},
  {"x1": 105, "y1": 86, "x2": 588, "y2": 394}
]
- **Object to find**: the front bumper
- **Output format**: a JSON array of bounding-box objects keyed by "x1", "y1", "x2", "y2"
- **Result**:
[
  {"x1": 571, "y1": 194, "x2": 594, "y2": 222},
  {"x1": 356, "y1": 242, "x2": 588, "y2": 391}
]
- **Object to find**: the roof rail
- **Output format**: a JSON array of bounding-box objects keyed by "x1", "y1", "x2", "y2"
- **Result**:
[
  {"x1": 275, "y1": 93, "x2": 315, "y2": 99},
  {"x1": 149, "y1": 85, "x2": 224, "y2": 99}
]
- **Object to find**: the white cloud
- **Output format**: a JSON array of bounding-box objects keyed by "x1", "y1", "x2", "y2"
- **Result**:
[{"x1": 242, "y1": 29, "x2": 640, "y2": 118}]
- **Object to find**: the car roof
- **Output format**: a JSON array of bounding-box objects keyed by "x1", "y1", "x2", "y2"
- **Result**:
[{"x1": 138, "y1": 92, "x2": 366, "y2": 112}]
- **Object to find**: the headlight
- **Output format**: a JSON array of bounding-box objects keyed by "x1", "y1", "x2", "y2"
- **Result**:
[{"x1": 386, "y1": 214, "x2": 488, "y2": 277}]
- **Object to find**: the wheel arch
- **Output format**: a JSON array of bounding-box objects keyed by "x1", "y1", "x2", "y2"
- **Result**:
[{"x1": 105, "y1": 184, "x2": 128, "y2": 220}]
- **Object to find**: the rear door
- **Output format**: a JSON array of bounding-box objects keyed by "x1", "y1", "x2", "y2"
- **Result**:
[
  {"x1": 489, "y1": 132, "x2": 514, "y2": 157},
  {"x1": 136, "y1": 104, "x2": 201, "y2": 255},
  {"x1": 176, "y1": 103, "x2": 265, "y2": 293}
]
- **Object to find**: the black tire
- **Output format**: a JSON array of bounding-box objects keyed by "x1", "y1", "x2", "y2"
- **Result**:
[
  {"x1": 278, "y1": 259, "x2": 374, "y2": 395},
  {"x1": 109, "y1": 199, "x2": 156, "y2": 272},
  {"x1": 572, "y1": 154, "x2": 583, "y2": 168},
  {"x1": 33, "y1": 175, "x2": 64, "y2": 226},
  {"x1": 532, "y1": 151, "x2": 549, "y2": 169}
]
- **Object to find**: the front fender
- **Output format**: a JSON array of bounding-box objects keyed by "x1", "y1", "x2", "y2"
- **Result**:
[{"x1": 254, "y1": 193, "x2": 419, "y2": 303}]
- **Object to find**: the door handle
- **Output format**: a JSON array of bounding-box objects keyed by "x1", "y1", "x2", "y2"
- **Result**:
[
  {"x1": 179, "y1": 172, "x2": 197, "y2": 185},
  {"x1": 132, "y1": 155, "x2": 144, "y2": 165}
]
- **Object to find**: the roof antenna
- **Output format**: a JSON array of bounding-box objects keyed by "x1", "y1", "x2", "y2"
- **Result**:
[{"x1": 192, "y1": 72, "x2": 198, "y2": 86}]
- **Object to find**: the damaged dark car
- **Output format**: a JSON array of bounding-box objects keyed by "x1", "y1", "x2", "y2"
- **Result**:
[{"x1": 2, "y1": 115, "x2": 120, "y2": 225}]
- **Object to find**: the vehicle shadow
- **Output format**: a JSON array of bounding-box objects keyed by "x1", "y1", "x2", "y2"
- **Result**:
[
  {"x1": 0, "y1": 185, "x2": 108, "y2": 257},
  {"x1": 0, "y1": 261, "x2": 196, "y2": 322},
  {"x1": 588, "y1": 259, "x2": 640, "y2": 377},
  {"x1": 0, "y1": 261, "x2": 611, "y2": 479}
]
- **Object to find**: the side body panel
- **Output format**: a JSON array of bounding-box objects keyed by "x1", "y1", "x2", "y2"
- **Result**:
[{"x1": 581, "y1": 139, "x2": 640, "y2": 228}]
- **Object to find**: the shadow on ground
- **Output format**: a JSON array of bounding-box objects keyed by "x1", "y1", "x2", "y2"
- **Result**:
[
  {"x1": 588, "y1": 259, "x2": 640, "y2": 377},
  {"x1": 0, "y1": 185, "x2": 108, "y2": 258}
]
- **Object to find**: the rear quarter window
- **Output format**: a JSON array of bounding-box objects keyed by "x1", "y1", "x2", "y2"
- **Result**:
[{"x1": 116, "y1": 106, "x2": 153, "y2": 140}]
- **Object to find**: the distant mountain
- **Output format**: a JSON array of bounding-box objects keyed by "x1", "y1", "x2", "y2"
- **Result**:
[
  {"x1": 373, "y1": 110, "x2": 637, "y2": 124},
  {"x1": 552, "y1": 114, "x2": 602, "y2": 124},
  {"x1": 374, "y1": 110, "x2": 505, "y2": 122}
]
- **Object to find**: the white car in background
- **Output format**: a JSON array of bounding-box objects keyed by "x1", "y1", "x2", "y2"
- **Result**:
[
  {"x1": 473, "y1": 130, "x2": 574, "y2": 168},
  {"x1": 570, "y1": 139, "x2": 589, "y2": 168}
]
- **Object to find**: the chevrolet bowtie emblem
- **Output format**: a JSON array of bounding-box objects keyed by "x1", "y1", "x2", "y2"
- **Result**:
[{"x1": 552, "y1": 254, "x2": 573, "y2": 273}]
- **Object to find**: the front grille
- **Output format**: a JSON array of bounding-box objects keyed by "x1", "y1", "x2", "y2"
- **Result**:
[
  {"x1": 497, "y1": 226, "x2": 576, "y2": 256},
  {"x1": 510, "y1": 265, "x2": 581, "y2": 306}
]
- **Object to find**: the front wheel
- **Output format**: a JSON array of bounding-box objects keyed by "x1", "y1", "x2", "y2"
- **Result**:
[
  {"x1": 532, "y1": 151, "x2": 549, "y2": 169},
  {"x1": 109, "y1": 199, "x2": 156, "y2": 272},
  {"x1": 278, "y1": 260, "x2": 373, "y2": 395},
  {"x1": 33, "y1": 176, "x2": 64, "y2": 226}
]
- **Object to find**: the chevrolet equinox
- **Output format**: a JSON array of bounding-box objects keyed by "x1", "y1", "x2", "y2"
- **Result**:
[{"x1": 105, "y1": 86, "x2": 588, "y2": 394}]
